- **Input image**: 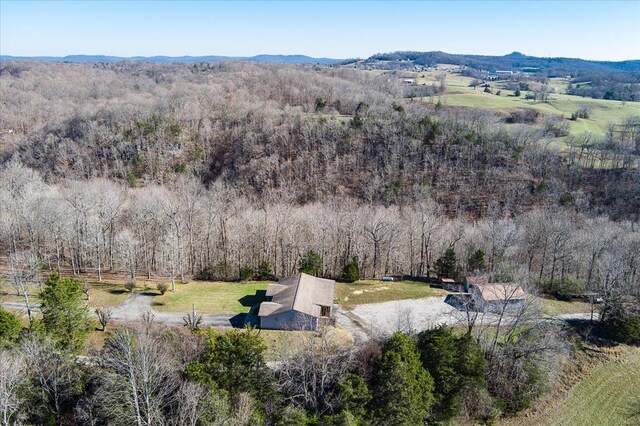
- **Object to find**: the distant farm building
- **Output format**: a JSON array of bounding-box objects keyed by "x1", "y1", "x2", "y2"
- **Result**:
[
  {"x1": 258, "y1": 273, "x2": 335, "y2": 330},
  {"x1": 403, "y1": 78, "x2": 415, "y2": 84}
]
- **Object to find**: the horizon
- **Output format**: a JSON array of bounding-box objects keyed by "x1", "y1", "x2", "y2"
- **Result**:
[
  {"x1": 2, "y1": 50, "x2": 640, "y2": 63},
  {"x1": 1, "y1": 1, "x2": 639, "y2": 61}
]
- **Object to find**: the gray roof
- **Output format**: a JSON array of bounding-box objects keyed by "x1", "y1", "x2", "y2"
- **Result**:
[
  {"x1": 475, "y1": 283, "x2": 527, "y2": 301},
  {"x1": 258, "y1": 273, "x2": 335, "y2": 318}
]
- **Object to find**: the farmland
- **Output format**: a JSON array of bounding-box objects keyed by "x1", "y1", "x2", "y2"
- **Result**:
[{"x1": 409, "y1": 66, "x2": 640, "y2": 138}]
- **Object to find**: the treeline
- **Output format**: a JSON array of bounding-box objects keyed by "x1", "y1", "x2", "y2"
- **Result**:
[
  {"x1": 568, "y1": 72, "x2": 640, "y2": 101},
  {"x1": 0, "y1": 270, "x2": 570, "y2": 425},
  {"x1": 1, "y1": 61, "x2": 639, "y2": 219},
  {"x1": 1, "y1": 161, "x2": 638, "y2": 306}
]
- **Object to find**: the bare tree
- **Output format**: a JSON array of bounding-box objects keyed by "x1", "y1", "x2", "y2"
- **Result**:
[
  {"x1": 95, "y1": 308, "x2": 113, "y2": 331},
  {"x1": 0, "y1": 350, "x2": 26, "y2": 426},
  {"x1": 8, "y1": 251, "x2": 41, "y2": 325}
]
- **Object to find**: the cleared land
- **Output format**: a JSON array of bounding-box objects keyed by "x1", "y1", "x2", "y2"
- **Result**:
[
  {"x1": 409, "y1": 69, "x2": 640, "y2": 137},
  {"x1": 336, "y1": 280, "x2": 447, "y2": 310},
  {"x1": 0, "y1": 279, "x2": 131, "y2": 308},
  {"x1": 505, "y1": 346, "x2": 640, "y2": 426},
  {"x1": 152, "y1": 280, "x2": 270, "y2": 314}
]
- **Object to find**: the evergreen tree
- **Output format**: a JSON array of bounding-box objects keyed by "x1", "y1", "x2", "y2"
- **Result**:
[
  {"x1": 257, "y1": 261, "x2": 273, "y2": 280},
  {"x1": 371, "y1": 333, "x2": 434, "y2": 425},
  {"x1": 185, "y1": 329, "x2": 276, "y2": 400},
  {"x1": 40, "y1": 272, "x2": 93, "y2": 352},
  {"x1": 337, "y1": 373, "x2": 371, "y2": 422},
  {"x1": 0, "y1": 306, "x2": 21, "y2": 348},
  {"x1": 342, "y1": 256, "x2": 360, "y2": 283},
  {"x1": 468, "y1": 249, "x2": 487, "y2": 273},
  {"x1": 298, "y1": 249, "x2": 323, "y2": 276},
  {"x1": 435, "y1": 247, "x2": 458, "y2": 278},
  {"x1": 514, "y1": 88, "x2": 521, "y2": 97},
  {"x1": 417, "y1": 327, "x2": 487, "y2": 421}
]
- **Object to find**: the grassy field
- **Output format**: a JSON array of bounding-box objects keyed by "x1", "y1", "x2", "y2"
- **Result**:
[
  {"x1": 537, "y1": 297, "x2": 594, "y2": 316},
  {"x1": 152, "y1": 280, "x2": 271, "y2": 314},
  {"x1": 507, "y1": 346, "x2": 640, "y2": 426},
  {"x1": 0, "y1": 279, "x2": 131, "y2": 308},
  {"x1": 336, "y1": 280, "x2": 448, "y2": 310},
  {"x1": 409, "y1": 69, "x2": 640, "y2": 138}
]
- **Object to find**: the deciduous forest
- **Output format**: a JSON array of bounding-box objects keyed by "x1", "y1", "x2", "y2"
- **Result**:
[{"x1": 0, "y1": 60, "x2": 639, "y2": 425}]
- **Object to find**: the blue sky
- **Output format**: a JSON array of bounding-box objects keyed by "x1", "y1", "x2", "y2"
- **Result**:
[{"x1": 1, "y1": 1, "x2": 639, "y2": 60}]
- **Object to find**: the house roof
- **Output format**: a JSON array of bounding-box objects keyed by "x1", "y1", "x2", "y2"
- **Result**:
[
  {"x1": 258, "y1": 273, "x2": 335, "y2": 318},
  {"x1": 465, "y1": 275, "x2": 489, "y2": 286},
  {"x1": 475, "y1": 283, "x2": 527, "y2": 301}
]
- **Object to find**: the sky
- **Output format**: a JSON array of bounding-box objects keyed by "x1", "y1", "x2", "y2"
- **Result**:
[{"x1": 1, "y1": 1, "x2": 639, "y2": 61}]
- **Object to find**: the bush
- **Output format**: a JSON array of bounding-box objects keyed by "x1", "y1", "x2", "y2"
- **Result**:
[
  {"x1": 124, "y1": 280, "x2": 136, "y2": 292},
  {"x1": 157, "y1": 282, "x2": 169, "y2": 294},
  {"x1": 603, "y1": 298, "x2": 640, "y2": 344},
  {"x1": 506, "y1": 108, "x2": 539, "y2": 124},
  {"x1": 195, "y1": 262, "x2": 231, "y2": 281}
]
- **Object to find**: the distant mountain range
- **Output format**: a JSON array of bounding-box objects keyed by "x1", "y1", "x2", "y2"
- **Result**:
[
  {"x1": 3, "y1": 51, "x2": 639, "y2": 74},
  {"x1": 0, "y1": 54, "x2": 341, "y2": 64}
]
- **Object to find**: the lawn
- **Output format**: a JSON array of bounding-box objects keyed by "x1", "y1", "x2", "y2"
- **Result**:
[
  {"x1": 152, "y1": 280, "x2": 271, "y2": 314},
  {"x1": 537, "y1": 297, "x2": 594, "y2": 316},
  {"x1": 516, "y1": 346, "x2": 640, "y2": 426},
  {"x1": 336, "y1": 280, "x2": 447, "y2": 310}
]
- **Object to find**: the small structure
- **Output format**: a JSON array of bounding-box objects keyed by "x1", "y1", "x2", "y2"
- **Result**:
[
  {"x1": 470, "y1": 283, "x2": 527, "y2": 312},
  {"x1": 258, "y1": 273, "x2": 335, "y2": 330},
  {"x1": 440, "y1": 278, "x2": 460, "y2": 292},
  {"x1": 463, "y1": 275, "x2": 489, "y2": 292}
]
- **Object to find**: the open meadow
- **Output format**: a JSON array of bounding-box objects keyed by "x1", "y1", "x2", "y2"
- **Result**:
[{"x1": 409, "y1": 67, "x2": 640, "y2": 138}]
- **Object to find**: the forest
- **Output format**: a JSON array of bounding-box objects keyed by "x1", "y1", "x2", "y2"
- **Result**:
[{"x1": 1, "y1": 60, "x2": 639, "y2": 425}]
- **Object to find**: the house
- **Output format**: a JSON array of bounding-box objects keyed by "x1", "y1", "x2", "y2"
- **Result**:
[
  {"x1": 470, "y1": 283, "x2": 527, "y2": 313},
  {"x1": 258, "y1": 273, "x2": 335, "y2": 330},
  {"x1": 463, "y1": 275, "x2": 489, "y2": 292}
]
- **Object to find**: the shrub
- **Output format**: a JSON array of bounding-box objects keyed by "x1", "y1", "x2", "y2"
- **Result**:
[
  {"x1": 506, "y1": 108, "x2": 539, "y2": 124},
  {"x1": 195, "y1": 262, "x2": 231, "y2": 281},
  {"x1": 124, "y1": 280, "x2": 136, "y2": 292},
  {"x1": 157, "y1": 282, "x2": 169, "y2": 294}
]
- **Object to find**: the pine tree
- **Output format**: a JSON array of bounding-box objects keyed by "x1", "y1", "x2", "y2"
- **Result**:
[
  {"x1": 298, "y1": 249, "x2": 323, "y2": 276},
  {"x1": 468, "y1": 249, "x2": 487, "y2": 273},
  {"x1": 40, "y1": 272, "x2": 93, "y2": 352},
  {"x1": 342, "y1": 256, "x2": 360, "y2": 283},
  {"x1": 372, "y1": 333, "x2": 434, "y2": 425},
  {"x1": 435, "y1": 247, "x2": 458, "y2": 278}
]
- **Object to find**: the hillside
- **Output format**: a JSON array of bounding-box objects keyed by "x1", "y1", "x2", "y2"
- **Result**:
[{"x1": 357, "y1": 51, "x2": 640, "y2": 74}]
